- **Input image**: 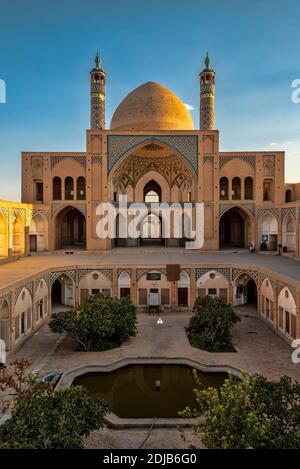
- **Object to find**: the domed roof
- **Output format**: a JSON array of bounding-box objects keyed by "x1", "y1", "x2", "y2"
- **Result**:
[{"x1": 110, "y1": 82, "x2": 194, "y2": 131}]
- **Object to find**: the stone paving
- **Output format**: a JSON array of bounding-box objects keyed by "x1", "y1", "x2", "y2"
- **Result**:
[
  {"x1": 5, "y1": 306, "x2": 300, "y2": 449},
  {"x1": 1, "y1": 248, "x2": 300, "y2": 291},
  {"x1": 8, "y1": 307, "x2": 300, "y2": 382}
]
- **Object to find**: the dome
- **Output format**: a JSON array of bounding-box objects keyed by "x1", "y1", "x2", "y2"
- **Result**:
[{"x1": 110, "y1": 82, "x2": 194, "y2": 131}]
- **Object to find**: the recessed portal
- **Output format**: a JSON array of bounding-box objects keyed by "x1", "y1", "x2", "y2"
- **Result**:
[
  {"x1": 219, "y1": 207, "x2": 249, "y2": 248},
  {"x1": 55, "y1": 206, "x2": 86, "y2": 250}
]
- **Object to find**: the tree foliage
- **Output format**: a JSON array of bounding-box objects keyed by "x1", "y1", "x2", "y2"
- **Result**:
[
  {"x1": 181, "y1": 371, "x2": 300, "y2": 449},
  {"x1": 49, "y1": 294, "x2": 137, "y2": 351},
  {"x1": 0, "y1": 360, "x2": 108, "y2": 449},
  {"x1": 187, "y1": 296, "x2": 240, "y2": 352}
]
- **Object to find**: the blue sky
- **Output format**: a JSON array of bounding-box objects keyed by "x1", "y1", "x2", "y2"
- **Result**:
[{"x1": 1, "y1": 0, "x2": 300, "y2": 200}]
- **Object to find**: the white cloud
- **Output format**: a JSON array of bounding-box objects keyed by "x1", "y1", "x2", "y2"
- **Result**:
[
  {"x1": 270, "y1": 142, "x2": 276, "y2": 146},
  {"x1": 184, "y1": 103, "x2": 194, "y2": 111}
]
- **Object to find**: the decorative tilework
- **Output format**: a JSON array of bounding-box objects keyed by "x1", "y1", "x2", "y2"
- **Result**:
[
  {"x1": 77, "y1": 269, "x2": 113, "y2": 282},
  {"x1": 50, "y1": 270, "x2": 76, "y2": 286},
  {"x1": 203, "y1": 155, "x2": 214, "y2": 165},
  {"x1": 14, "y1": 282, "x2": 33, "y2": 304},
  {"x1": 257, "y1": 208, "x2": 280, "y2": 221},
  {"x1": 276, "y1": 281, "x2": 296, "y2": 301},
  {"x1": 232, "y1": 268, "x2": 259, "y2": 284},
  {"x1": 0, "y1": 291, "x2": 11, "y2": 305},
  {"x1": 196, "y1": 268, "x2": 230, "y2": 280},
  {"x1": 34, "y1": 274, "x2": 50, "y2": 292},
  {"x1": 219, "y1": 204, "x2": 255, "y2": 217},
  {"x1": 32, "y1": 208, "x2": 49, "y2": 222},
  {"x1": 282, "y1": 207, "x2": 296, "y2": 219},
  {"x1": 219, "y1": 155, "x2": 256, "y2": 170},
  {"x1": 12, "y1": 208, "x2": 25, "y2": 221},
  {"x1": 107, "y1": 135, "x2": 198, "y2": 173},
  {"x1": 259, "y1": 272, "x2": 276, "y2": 290},
  {"x1": 136, "y1": 268, "x2": 166, "y2": 280},
  {"x1": 92, "y1": 155, "x2": 102, "y2": 165},
  {"x1": 51, "y1": 155, "x2": 86, "y2": 170},
  {"x1": 0, "y1": 206, "x2": 9, "y2": 221}
]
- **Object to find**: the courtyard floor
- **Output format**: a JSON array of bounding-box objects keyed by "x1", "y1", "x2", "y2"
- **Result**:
[
  {"x1": 1, "y1": 248, "x2": 300, "y2": 291},
  {"x1": 5, "y1": 306, "x2": 300, "y2": 449}
]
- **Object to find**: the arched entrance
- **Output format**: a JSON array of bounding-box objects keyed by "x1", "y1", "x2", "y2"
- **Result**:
[
  {"x1": 246, "y1": 279, "x2": 257, "y2": 306},
  {"x1": 55, "y1": 206, "x2": 86, "y2": 250},
  {"x1": 143, "y1": 180, "x2": 161, "y2": 203},
  {"x1": 234, "y1": 274, "x2": 257, "y2": 311},
  {"x1": 258, "y1": 213, "x2": 278, "y2": 251},
  {"x1": 282, "y1": 213, "x2": 296, "y2": 253},
  {"x1": 51, "y1": 274, "x2": 75, "y2": 309},
  {"x1": 220, "y1": 207, "x2": 251, "y2": 248},
  {"x1": 29, "y1": 214, "x2": 48, "y2": 252},
  {"x1": 140, "y1": 213, "x2": 164, "y2": 246}
]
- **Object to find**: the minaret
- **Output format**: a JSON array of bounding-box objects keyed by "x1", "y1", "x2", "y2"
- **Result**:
[
  {"x1": 90, "y1": 52, "x2": 106, "y2": 130},
  {"x1": 199, "y1": 53, "x2": 215, "y2": 130}
]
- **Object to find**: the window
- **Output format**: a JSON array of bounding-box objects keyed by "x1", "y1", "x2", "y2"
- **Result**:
[
  {"x1": 220, "y1": 177, "x2": 228, "y2": 200},
  {"x1": 244, "y1": 177, "x2": 253, "y2": 200},
  {"x1": 102, "y1": 289, "x2": 111, "y2": 297},
  {"x1": 285, "y1": 190, "x2": 293, "y2": 203},
  {"x1": 208, "y1": 288, "x2": 217, "y2": 297},
  {"x1": 35, "y1": 182, "x2": 43, "y2": 202},
  {"x1": 232, "y1": 177, "x2": 241, "y2": 200},
  {"x1": 219, "y1": 288, "x2": 228, "y2": 303},
  {"x1": 139, "y1": 289, "x2": 147, "y2": 305},
  {"x1": 143, "y1": 180, "x2": 161, "y2": 203},
  {"x1": 120, "y1": 288, "x2": 130, "y2": 298},
  {"x1": 178, "y1": 287, "x2": 188, "y2": 307},
  {"x1": 37, "y1": 299, "x2": 44, "y2": 320},
  {"x1": 21, "y1": 312, "x2": 25, "y2": 335},
  {"x1": 263, "y1": 179, "x2": 273, "y2": 202},
  {"x1": 278, "y1": 307, "x2": 284, "y2": 329},
  {"x1": 92, "y1": 289, "x2": 100, "y2": 295},
  {"x1": 285, "y1": 311, "x2": 290, "y2": 336},
  {"x1": 197, "y1": 288, "x2": 206, "y2": 299},
  {"x1": 65, "y1": 177, "x2": 74, "y2": 200},
  {"x1": 15, "y1": 317, "x2": 20, "y2": 339},
  {"x1": 53, "y1": 177, "x2": 62, "y2": 200},
  {"x1": 80, "y1": 289, "x2": 89, "y2": 304},
  {"x1": 161, "y1": 288, "x2": 170, "y2": 305},
  {"x1": 26, "y1": 308, "x2": 31, "y2": 330},
  {"x1": 77, "y1": 177, "x2": 86, "y2": 200},
  {"x1": 265, "y1": 298, "x2": 270, "y2": 320}
]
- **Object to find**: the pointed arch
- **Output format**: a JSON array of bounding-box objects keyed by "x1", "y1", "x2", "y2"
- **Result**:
[
  {"x1": 282, "y1": 212, "x2": 296, "y2": 252},
  {"x1": 219, "y1": 205, "x2": 254, "y2": 249},
  {"x1": 29, "y1": 213, "x2": 48, "y2": 252},
  {"x1": 54, "y1": 206, "x2": 86, "y2": 250},
  {"x1": 12, "y1": 213, "x2": 25, "y2": 254},
  {"x1": 0, "y1": 212, "x2": 8, "y2": 257}
]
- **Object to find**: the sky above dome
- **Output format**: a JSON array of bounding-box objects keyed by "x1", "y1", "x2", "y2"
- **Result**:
[{"x1": 0, "y1": 0, "x2": 300, "y2": 200}]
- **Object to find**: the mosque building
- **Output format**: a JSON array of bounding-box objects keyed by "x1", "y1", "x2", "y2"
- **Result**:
[{"x1": 0, "y1": 53, "x2": 300, "y2": 351}]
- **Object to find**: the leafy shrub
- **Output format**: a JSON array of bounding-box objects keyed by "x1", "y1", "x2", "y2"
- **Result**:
[
  {"x1": 49, "y1": 294, "x2": 137, "y2": 351},
  {"x1": 181, "y1": 372, "x2": 300, "y2": 449},
  {"x1": 187, "y1": 296, "x2": 240, "y2": 352}
]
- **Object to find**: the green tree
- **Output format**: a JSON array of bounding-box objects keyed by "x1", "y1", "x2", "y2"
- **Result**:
[
  {"x1": 187, "y1": 296, "x2": 240, "y2": 352},
  {"x1": 0, "y1": 360, "x2": 108, "y2": 449},
  {"x1": 49, "y1": 294, "x2": 137, "y2": 351},
  {"x1": 181, "y1": 372, "x2": 300, "y2": 449}
]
